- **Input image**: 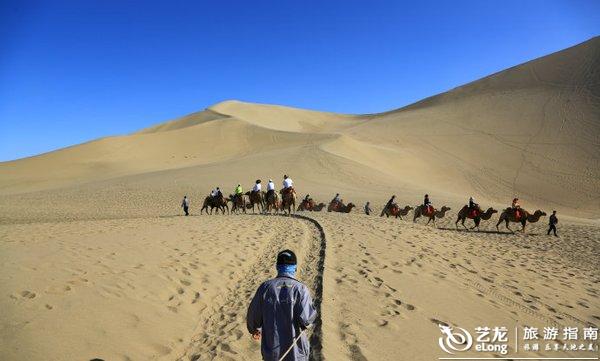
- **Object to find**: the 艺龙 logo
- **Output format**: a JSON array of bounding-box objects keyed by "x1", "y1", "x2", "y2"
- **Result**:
[{"x1": 439, "y1": 324, "x2": 473, "y2": 354}]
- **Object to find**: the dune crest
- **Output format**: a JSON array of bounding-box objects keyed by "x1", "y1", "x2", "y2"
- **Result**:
[{"x1": 1, "y1": 37, "x2": 599, "y2": 218}]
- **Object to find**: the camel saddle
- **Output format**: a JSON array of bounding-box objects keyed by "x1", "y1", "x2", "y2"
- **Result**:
[
  {"x1": 424, "y1": 205, "x2": 434, "y2": 216},
  {"x1": 506, "y1": 207, "x2": 522, "y2": 221},
  {"x1": 469, "y1": 208, "x2": 481, "y2": 218}
]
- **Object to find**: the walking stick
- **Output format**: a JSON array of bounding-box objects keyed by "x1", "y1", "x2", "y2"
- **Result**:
[{"x1": 278, "y1": 329, "x2": 306, "y2": 361}]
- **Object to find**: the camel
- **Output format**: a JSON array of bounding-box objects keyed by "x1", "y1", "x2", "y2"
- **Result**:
[
  {"x1": 264, "y1": 191, "x2": 280, "y2": 214},
  {"x1": 413, "y1": 205, "x2": 451, "y2": 226},
  {"x1": 327, "y1": 201, "x2": 355, "y2": 213},
  {"x1": 312, "y1": 203, "x2": 326, "y2": 211},
  {"x1": 381, "y1": 204, "x2": 413, "y2": 219},
  {"x1": 495, "y1": 208, "x2": 546, "y2": 233},
  {"x1": 297, "y1": 199, "x2": 326, "y2": 212},
  {"x1": 229, "y1": 194, "x2": 246, "y2": 214},
  {"x1": 200, "y1": 195, "x2": 229, "y2": 215},
  {"x1": 455, "y1": 206, "x2": 498, "y2": 231},
  {"x1": 244, "y1": 191, "x2": 264, "y2": 214},
  {"x1": 280, "y1": 189, "x2": 296, "y2": 215}
]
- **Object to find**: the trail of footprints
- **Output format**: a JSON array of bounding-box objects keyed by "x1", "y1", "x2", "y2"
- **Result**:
[{"x1": 180, "y1": 215, "x2": 324, "y2": 361}]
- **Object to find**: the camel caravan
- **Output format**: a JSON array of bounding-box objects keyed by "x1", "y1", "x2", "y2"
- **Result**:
[{"x1": 196, "y1": 176, "x2": 547, "y2": 234}]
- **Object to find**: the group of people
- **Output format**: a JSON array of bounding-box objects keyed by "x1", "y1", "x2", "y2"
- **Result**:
[
  {"x1": 374, "y1": 194, "x2": 559, "y2": 236},
  {"x1": 180, "y1": 175, "x2": 295, "y2": 213},
  {"x1": 183, "y1": 188, "x2": 559, "y2": 236}
]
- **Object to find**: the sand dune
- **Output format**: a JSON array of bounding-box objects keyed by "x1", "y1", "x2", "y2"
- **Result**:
[
  {"x1": 1, "y1": 38, "x2": 599, "y2": 218},
  {"x1": 0, "y1": 37, "x2": 599, "y2": 360}
]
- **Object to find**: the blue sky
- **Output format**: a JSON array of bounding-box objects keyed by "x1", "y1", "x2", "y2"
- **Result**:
[{"x1": 1, "y1": 0, "x2": 599, "y2": 161}]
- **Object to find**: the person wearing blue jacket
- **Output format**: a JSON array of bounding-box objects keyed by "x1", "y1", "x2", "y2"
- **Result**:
[{"x1": 246, "y1": 250, "x2": 317, "y2": 361}]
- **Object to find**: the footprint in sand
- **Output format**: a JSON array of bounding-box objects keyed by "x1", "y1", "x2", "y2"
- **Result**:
[
  {"x1": 430, "y1": 318, "x2": 449, "y2": 327},
  {"x1": 20, "y1": 290, "x2": 36, "y2": 299}
]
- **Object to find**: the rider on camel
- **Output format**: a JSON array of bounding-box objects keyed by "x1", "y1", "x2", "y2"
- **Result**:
[
  {"x1": 282, "y1": 175, "x2": 294, "y2": 195},
  {"x1": 511, "y1": 197, "x2": 521, "y2": 219},
  {"x1": 211, "y1": 187, "x2": 222, "y2": 200},
  {"x1": 381, "y1": 195, "x2": 396, "y2": 216},
  {"x1": 331, "y1": 193, "x2": 341, "y2": 206},
  {"x1": 424, "y1": 194, "x2": 432, "y2": 213},
  {"x1": 235, "y1": 184, "x2": 243, "y2": 202},
  {"x1": 266, "y1": 179, "x2": 275, "y2": 198},
  {"x1": 468, "y1": 196, "x2": 480, "y2": 216},
  {"x1": 252, "y1": 180, "x2": 261, "y2": 194}
]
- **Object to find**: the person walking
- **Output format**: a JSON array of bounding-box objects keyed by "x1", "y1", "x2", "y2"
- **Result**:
[
  {"x1": 364, "y1": 201, "x2": 372, "y2": 215},
  {"x1": 247, "y1": 250, "x2": 317, "y2": 361},
  {"x1": 547, "y1": 210, "x2": 558, "y2": 237},
  {"x1": 181, "y1": 195, "x2": 190, "y2": 216}
]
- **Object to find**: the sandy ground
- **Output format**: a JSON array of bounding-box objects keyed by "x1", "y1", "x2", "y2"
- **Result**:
[{"x1": 1, "y1": 210, "x2": 598, "y2": 360}]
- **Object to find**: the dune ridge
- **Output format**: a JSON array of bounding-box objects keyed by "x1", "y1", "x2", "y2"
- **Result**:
[{"x1": 1, "y1": 37, "x2": 599, "y2": 218}]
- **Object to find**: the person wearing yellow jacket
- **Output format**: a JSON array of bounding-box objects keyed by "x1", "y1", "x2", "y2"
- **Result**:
[{"x1": 235, "y1": 184, "x2": 243, "y2": 196}]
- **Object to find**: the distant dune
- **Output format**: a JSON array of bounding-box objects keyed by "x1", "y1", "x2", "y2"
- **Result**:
[{"x1": 0, "y1": 36, "x2": 599, "y2": 219}]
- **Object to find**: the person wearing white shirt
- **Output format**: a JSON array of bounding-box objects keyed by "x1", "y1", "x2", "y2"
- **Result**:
[
  {"x1": 282, "y1": 175, "x2": 293, "y2": 189},
  {"x1": 252, "y1": 180, "x2": 262, "y2": 193}
]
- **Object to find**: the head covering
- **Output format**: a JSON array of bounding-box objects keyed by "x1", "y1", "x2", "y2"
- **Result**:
[
  {"x1": 277, "y1": 249, "x2": 297, "y2": 265},
  {"x1": 269, "y1": 179, "x2": 273, "y2": 182}
]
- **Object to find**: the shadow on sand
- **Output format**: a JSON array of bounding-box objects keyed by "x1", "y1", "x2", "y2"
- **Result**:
[{"x1": 437, "y1": 227, "x2": 541, "y2": 236}]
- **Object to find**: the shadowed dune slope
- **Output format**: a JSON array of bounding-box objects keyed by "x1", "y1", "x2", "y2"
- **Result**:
[{"x1": 0, "y1": 37, "x2": 599, "y2": 218}]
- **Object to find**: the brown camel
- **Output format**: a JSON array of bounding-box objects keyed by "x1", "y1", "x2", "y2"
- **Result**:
[
  {"x1": 297, "y1": 199, "x2": 326, "y2": 212},
  {"x1": 381, "y1": 204, "x2": 413, "y2": 219},
  {"x1": 312, "y1": 203, "x2": 326, "y2": 211},
  {"x1": 455, "y1": 206, "x2": 497, "y2": 231},
  {"x1": 327, "y1": 201, "x2": 355, "y2": 213},
  {"x1": 280, "y1": 189, "x2": 296, "y2": 215},
  {"x1": 229, "y1": 194, "x2": 246, "y2": 214},
  {"x1": 264, "y1": 191, "x2": 280, "y2": 214},
  {"x1": 496, "y1": 208, "x2": 546, "y2": 233},
  {"x1": 200, "y1": 195, "x2": 229, "y2": 215},
  {"x1": 245, "y1": 191, "x2": 264, "y2": 214},
  {"x1": 413, "y1": 205, "x2": 451, "y2": 226}
]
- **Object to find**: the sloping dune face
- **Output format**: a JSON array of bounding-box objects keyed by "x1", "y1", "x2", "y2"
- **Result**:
[
  {"x1": 346, "y1": 37, "x2": 600, "y2": 216},
  {"x1": 0, "y1": 37, "x2": 598, "y2": 218}
]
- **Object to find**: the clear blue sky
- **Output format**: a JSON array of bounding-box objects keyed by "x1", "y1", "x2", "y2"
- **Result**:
[{"x1": 1, "y1": 0, "x2": 599, "y2": 161}]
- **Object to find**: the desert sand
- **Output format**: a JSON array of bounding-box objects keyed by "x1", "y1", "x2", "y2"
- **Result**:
[{"x1": 0, "y1": 38, "x2": 599, "y2": 360}]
